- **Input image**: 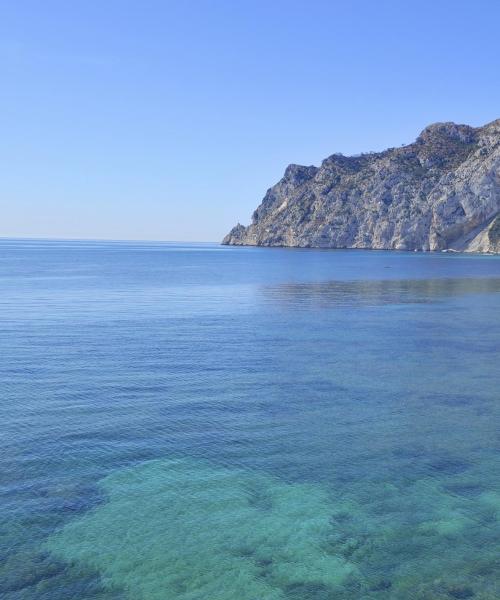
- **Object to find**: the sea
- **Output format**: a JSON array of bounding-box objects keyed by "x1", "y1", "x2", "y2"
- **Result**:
[{"x1": 1, "y1": 238, "x2": 499, "y2": 599}]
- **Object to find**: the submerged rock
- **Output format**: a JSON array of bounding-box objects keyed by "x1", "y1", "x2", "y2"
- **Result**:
[
  {"x1": 46, "y1": 458, "x2": 355, "y2": 600},
  {"x1": 223, "y1": 119, "x2": 500, "y2": 253}
]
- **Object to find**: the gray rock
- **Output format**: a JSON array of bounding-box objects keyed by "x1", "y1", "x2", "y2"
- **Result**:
[{"x1": 222, "y1": 119, "x2": 500, "y2": 253}]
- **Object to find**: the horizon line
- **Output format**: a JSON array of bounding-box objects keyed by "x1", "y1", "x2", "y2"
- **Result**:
[{"x1": 0, "y1": 236, "x2": 220, "y2": 244}]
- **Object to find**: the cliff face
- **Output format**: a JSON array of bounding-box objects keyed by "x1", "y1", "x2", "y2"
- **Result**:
[{"x1": 223, "y1": 119, "x2": 500, "y2": 252}]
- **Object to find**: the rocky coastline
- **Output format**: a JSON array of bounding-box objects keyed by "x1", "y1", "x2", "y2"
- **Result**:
[{"x1": 223, "y1": 119, "x2": 500, "y2": 253}]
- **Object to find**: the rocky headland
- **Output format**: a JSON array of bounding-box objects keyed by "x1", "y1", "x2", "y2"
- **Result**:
[{"x1": 223, "y1": 119, "x2": 500, "y2": 253}]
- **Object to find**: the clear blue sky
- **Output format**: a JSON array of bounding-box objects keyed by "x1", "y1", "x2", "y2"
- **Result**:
[{"x1": 1, "y1": 0, "x2": 499, "y2": 241}]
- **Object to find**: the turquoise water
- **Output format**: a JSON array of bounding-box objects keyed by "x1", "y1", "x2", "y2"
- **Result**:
[{"x1": 1, "y1": 239, "x2": 499, "y2": 599}]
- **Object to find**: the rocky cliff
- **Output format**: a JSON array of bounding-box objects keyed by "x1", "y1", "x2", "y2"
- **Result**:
[{"x1": 223, "y1": 119, "x2": 500, "y2": 253}]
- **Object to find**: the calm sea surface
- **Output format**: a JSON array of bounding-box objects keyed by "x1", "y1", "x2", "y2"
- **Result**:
[{"x1": 1, "y1": 239, "x2": 499, "y2": 600}]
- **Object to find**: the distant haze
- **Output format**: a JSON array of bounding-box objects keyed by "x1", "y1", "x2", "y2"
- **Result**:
[{"x1": 1, "y1": 1, "x2": 499, "y2": 241}]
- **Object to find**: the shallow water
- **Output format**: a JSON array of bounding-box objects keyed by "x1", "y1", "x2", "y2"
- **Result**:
[{"x1": 1, "y1": 239, "x2": 499, "y2": 599}]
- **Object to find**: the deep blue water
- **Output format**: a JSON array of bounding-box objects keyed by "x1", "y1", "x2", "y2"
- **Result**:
[{"x1": 1, "y1": 239, "x2": 499, "y2": 599}]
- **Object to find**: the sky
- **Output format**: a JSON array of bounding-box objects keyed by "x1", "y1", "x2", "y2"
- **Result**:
[{"x1": 0, "y1": 0, "x2": 499, "y2": 242}]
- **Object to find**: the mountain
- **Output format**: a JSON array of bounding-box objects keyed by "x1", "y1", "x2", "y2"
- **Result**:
[{"x1": 222, "y1": 119, "x2": 500, "y2": 253}]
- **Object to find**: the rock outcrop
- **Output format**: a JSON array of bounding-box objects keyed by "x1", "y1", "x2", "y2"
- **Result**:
[{"x1": 223, "y1": 119, "x2": 500, "y2": 252}]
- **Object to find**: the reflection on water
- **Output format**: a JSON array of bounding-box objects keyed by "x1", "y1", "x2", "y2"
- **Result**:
[
  {"x1": 1, "y1": 241, "x2": 499, "y2": 599},
  {"x1": 261, "y1": 277, "x2": 500, "y2": 308}
]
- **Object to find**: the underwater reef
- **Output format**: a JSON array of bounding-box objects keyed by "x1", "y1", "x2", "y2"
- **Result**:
[{"x1": 45, "y1": 457, "x2": 500, "y2": 600}]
